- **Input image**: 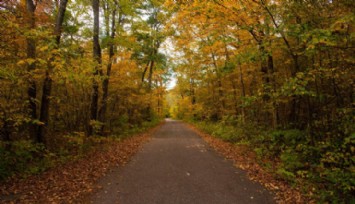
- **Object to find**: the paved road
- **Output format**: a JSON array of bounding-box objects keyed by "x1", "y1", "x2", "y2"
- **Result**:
[{"x1": 90, "y1": 120, "x2": 274, "y2": 204}]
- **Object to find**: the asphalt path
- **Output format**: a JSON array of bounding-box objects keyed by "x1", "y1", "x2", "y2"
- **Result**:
[{"x1": 90, "y1": 119, "x2": 274, "y2": 204}]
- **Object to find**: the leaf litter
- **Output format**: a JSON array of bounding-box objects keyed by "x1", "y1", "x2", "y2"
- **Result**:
[
  {"x1": 188, "y1": 124, "x2": 313, "y2": 204},
  {"x1": 0, "y1": 124, "x2": 162, "y2": 203}
]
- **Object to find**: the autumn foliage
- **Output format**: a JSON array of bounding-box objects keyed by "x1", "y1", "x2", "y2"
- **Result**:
[
  {"x1": 0, "y1": 0, "x2": 354, "y2": 203},
  {"x1": 167, "y1": 0, "x2": 354, "y2": 202},
  {"x1": 0, "y1": 0, "x2": 168, "y2": 179}
]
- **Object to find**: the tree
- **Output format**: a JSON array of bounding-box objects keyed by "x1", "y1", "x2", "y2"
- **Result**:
[
  {"x1": 25, "y1": 0, "x2": 38, "y2": 142},
  {"x1": 37, "y1": 0, "x2": 69, "y2": 144},
  {"x1": 89, "y1": 0, "x2": 102, "y2": 136},
  {"x1": 168, "y1": 0, "x2": 354, "y2": 201},
  {"x1": 98, "y1": 0, "x2": 118, "y2": 134}
]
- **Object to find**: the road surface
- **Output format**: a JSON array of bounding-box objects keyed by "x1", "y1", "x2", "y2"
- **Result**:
[{"x1": 90, "y1": 119, "x2": 274, "y2": 204}]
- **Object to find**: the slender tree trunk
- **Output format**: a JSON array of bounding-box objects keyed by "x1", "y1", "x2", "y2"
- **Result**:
[
  {"x1": 190, "y1": 78, "x2": 196, "y2": 105},
  {"x1": 146, "y1": 44, "x2": 158, "y2": 120},
  {"x1": 144, "y1": 59, "x2": 155, "y2": 120},
  {"x1": 148, "y1": 60, "x2": 155, "y2": 91},
  {"x1": 209, "y1": 79, "x2": 217, "y2": 120},
  {"x1": 190, "y1": 77, "x2": 196, "y2": 119},
  {"x1": 89, "y1": 0, "x2": 102, "y2": 136},
  {"x1": 289, "y1": 56, "x2": 299, "y2": 124},
  {"x1": 141, "y1": 61, "x2": 150, "y2": 83},
  {"x1": 211, "y1": 52, "x2": 225, "y2": 118},
  {"x1": 99, "y1": 7, "x2": 117, "y2": 134},
  {"x1": 156, "y1": 78, "x2": 163, "y2": 117},
  {"x1": 231, "y1": 75, "x2": 239, "y2": 117},
  {"x1": 239, "y1": 64, "x2": 246, "y2": 123},
  {"x1": 217, "y1": 79, "x2": 225, "y2": 108},
  {"x1": 37, "y1": 0, "x2": 69, "y2": 144}
]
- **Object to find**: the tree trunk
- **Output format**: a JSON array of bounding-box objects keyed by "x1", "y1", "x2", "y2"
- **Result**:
[
  {"x1": 267, "y1": 54, "x2": 278, "y2": 128},
  {"x1": 239, "y1": 64, "x2": 246, "y2": 123},
  {"x1": 190, "y1": 78, "x2": 196, "y2": 119},
  {"x1": 37, "y1": 0, "x2": 68, "y2": 144},
  {"x1": 231, "y1": 75, "x2": 239, "y2": 117},
  {"x1": 211, "y1": 52, "x2": 225, "y2": 119},
  {"x1": 25, "y1": 0, "x2": 38, "y2": 142},
  {"x1": 99, "y1": 7, "x2": 117, "y2": 134},
  {"x1": 141, "y1": 61, "x2": 150, "y2": 82},
  {"x1": 148, "y1": 60, "x2": 155, "y2": 91},
  {"x1": 289, "y1": 54, "x2": 300, "y2": 125},
  {"x1": 89, "y1": 0, "x2": 102, "y2": 136}
]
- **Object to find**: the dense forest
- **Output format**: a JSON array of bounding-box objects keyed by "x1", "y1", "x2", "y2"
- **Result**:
[
  {"x1": 168, "y1": 0, "x2": 354, "y2": 202},
  {"x1": 1, "y1": 0, "x2": 170, "y2": 181},
  {"x1": 0, "y1": 0, "x2": 354, "y2": 202}
]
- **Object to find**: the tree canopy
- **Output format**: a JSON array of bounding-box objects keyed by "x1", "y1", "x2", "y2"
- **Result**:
[{"x1": 0, "y1": 0, "x2": 354, "y2": 202}]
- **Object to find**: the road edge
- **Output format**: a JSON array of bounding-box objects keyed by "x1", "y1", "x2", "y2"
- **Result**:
[{"x1": 186, "y1": 123, "x2": 308, "y2": 204}]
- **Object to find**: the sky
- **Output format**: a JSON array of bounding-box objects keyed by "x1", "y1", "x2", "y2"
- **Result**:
[
  {"x1": 161, "y1": 37, "x2": 178, "y2": 90},
  {"x1": 166, "y1": 77, "x2": 177, "y2": 90}
]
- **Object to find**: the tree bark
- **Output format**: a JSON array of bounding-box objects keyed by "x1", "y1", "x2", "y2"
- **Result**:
[
  {"x1": 89, "y1": 0, "x2": 102, "y2": 136},
  {"x1": 141, "y1": 61, "x2": 150, "y2": 82},
  {"x1": 211, "y1": 51, "x2": 225, "y2": 119},
  {"x1": 231, "y1": 76, "x2": 239, "y2": 117},
  {"x1": 148, "y1": 59, "x2": 155, "y2": 91},
  {"x1": 37, "y1": 0, "x2": 68, "y2": 144},
  {"x1": 25, "y1": 0, "x2": 39, "y2": 142},
  {"x1": 99, "y1": 7, "x2": 117, "y2": 134},
  {"x1": 239, "y1": 64, "x2": 246, "y2": 123}
]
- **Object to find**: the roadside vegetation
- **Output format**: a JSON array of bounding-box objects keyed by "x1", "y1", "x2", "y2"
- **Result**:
[
  {"x1": 167, "y1": 1, "x2": 354, "y2": 203},
  {"x1": 0, "y1": 118, "x2": 161, "y2": 181},
  {"x1": 0, "y1": 122, "x2": 160, "y2": 203},
  {"x1": 190, "y1": 119, "x2": 354, "y2": 203},
  {"x1": 1, "y1": 0, "x2": 169, "y2": 182}
]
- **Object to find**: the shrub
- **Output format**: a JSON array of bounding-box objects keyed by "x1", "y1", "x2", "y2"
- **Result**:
[{"x1": 0, "y1": 140, "x2": 48, "y2": 180}]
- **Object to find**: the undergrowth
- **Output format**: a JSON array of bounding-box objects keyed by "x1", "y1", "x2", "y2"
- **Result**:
[
  {"x1": 191, "y1": 118, "x2": 355, "y2": 203},
  {"x1": 0, "y1": 118, "x2": 162, "y2": 181}
]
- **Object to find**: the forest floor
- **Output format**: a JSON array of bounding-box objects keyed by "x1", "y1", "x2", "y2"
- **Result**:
[
  {"x1": 0, "y1": 124, "x2": 162, "y2": 203},
  {"x1": 189, "y1": 124, "x2": 307, "y2": 204},
  {"x1": 89, "y1": 119, "x2": 275, "y2": 204}
]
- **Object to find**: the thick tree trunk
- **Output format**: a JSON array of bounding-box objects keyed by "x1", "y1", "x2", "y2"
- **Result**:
[
  {"x1": 89, "y1": 0, "x2": 102, "y2": 136},
  {"x1": 37, "y1": 0, "x2": 68, "y2": 144},
  {"x1": 267, "y1": 55, "x2": 279, "y2": 128},
  {"x1": 25, "y1": 0, "x2": 39, "y2": 142}
]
